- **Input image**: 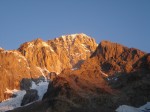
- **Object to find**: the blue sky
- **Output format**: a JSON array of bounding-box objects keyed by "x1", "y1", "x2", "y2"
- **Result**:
[{"x1": 0, "y1": 0, "x2": 150, "y2": 52}]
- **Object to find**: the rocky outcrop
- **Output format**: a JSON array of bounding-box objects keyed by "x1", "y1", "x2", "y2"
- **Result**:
[
  {"x1": 134, "y1": 53, "x2": 150, "y2": 70},
  {"x1": 20, "y1": 78, "x2": 32, "y2": 90},
  {"x1": 0, "y1": 49, "x2": 42, "y2": 101},
  {"x1": 46, "y1": 72, "x2": 57, "y2": 80},
  {"x1": 90, "y1": 40, "x2": 145, "y2": 75},
  {"x1": 18, "y1": 33, "x2": 97, "y2": 73},
  {"x1": 21, "y1": 89, "x2": 39, "y2": 106}
]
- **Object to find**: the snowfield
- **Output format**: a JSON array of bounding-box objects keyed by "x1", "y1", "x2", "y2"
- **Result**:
[
  {"x1": 116, "y1": 102, "x2": 150, "y2": 112},
  {"x1": 30, "y1": 81, "x2": 49, "y2": 100},
  {"x1": 0, "y1": 81, "x2": 49, "y2": 112},
  {"x1": 0, "y1": 90, "x2": 26, "y2": 112}
]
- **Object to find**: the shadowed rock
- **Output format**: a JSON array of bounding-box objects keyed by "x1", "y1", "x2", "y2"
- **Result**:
[{"x1": 21, "y1": 89, "x2": 39, "y2": 106}]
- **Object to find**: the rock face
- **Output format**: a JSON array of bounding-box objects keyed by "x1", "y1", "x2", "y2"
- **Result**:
[
  {"x1": 20, "y1": 78, "x2": 32, "y2": 90},
  {"x1": 18, "y1": 33, "x2": 97, "y2": 73},
  {"x1": 0, "y1": 49, "x2": 42, "y2": 101},
  {"x1": 0, "y1": 34, "x2": 97, "y2": 102},
  {"x1": 134, "y1": 53, "x2": 150, "y2": 70},
  {"x1": 21, "y1": 89, "x2": 39, "y2": 106},
  {"x1": 91, "y1": 40, "x2": 145, "y2": 75}
]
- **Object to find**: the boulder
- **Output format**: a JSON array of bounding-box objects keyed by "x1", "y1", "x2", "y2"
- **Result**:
[
  {"x1": 20, "y1": 78, "x2": 32, "y2": 90},
  {"x1": 21, "y1": 89, "x2": 39, "y2": 106}
]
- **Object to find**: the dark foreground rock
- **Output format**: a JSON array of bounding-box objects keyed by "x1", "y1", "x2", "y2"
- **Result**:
[
  {"x1": 21, "y1": 89, "x2": 39, "y2": 106},
  {"x1": 20, "y1": 78, "x2": 32, "y2": 90}
]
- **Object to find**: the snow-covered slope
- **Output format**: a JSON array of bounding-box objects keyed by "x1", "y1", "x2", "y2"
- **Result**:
[
  {"x1": 0, "y1": 90, "x2": 26, "y2": 112},
  {"x1": 116, "y1": 102, "x2": 150, "y2": 112},
  {"x1": 0, "y1": 81, "x2": 49, "y2": 112},
  {"x1": 30, "y1": 81, "x2": 48, "y2": 100}
]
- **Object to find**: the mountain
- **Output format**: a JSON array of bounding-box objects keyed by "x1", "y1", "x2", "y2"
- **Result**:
[
  {"x1": 90, "y1": 40, "x2": 145, "y2": 74},
  {"x1": 18, "y1": 33, "x2": 97, "y2": 73},
  {"x1": 0, "y1": 33, "x2": 97, "y2": 102},
  {"x1": 7, "y1": 39, "x2": 150, "y2": 112}
]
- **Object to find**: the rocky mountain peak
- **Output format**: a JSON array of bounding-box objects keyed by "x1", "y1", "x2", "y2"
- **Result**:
[
  {"x1": 18, "y1": 34, "x2": 97, "y2": 73},
  {"x1": 53, "y1": 33, "x2": 95, "y2": 44},
  {"x1": 0, "y1": 47, "x2": 4, "y2": 51},
  {"x1": 60, "y1": 33, "x2": 90, "y2": 40},
  {"x1": 92, "y1": 40, "x2": 127, "y2": 59},
  {"x1": 90, "y1": 40, "x2": 146, "y2": 74}
]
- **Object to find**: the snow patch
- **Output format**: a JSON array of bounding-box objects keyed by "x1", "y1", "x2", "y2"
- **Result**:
[
  {"x1": 81, "y1": 44, "x2": 87, "y2": 48},
  {"x1": 71, "y1": 68, "x2": 78, "y2": 71},
  {"x1": 61, "y1": 34, "x2": 76, "y2": 40},
  {"x1": 116, "y1": 102, "x2": 150, "y2": 112},
  {"x1": 0, "y1": 89, "x2": 26, "y2": 112},
  {"x1": 74, "y1": 53, "x2": 82, "y2": 57},
  {"x1": 81, "y1": 44, "x2": 90, "y2": 52},
  {"x1": 41, "y1": 42, "x2": 54, "y2": 52},
  {"x1": 30, "y1": 81, "x2": 49, "y2": 100},
  {"x1": 116, "y1": 105, "x2": 140, "y2": 112},
  {"x1": 18, "y1": 59, "x2": 21, "y2": 62},
  {"x1": 37, "y1": 67, "x2": 47, "y2": 81},
  {"x1": 59, "y1": 33, "x2": 90, "y2": 41},
  {"x1": 42, "y1": 42, "x2": 49, "y2": 47},
  {"x1": 50, "y1": 47, "x2": 54, "y2": 52},
  {"x1": 1, "y1": 51, "x2": 27, "y2": 61},
  {"x1": 0, "y1": 80, "x2": 49, "y2": 112},
  {"x1": 139, "y1": 102, "x2": 150, "y2": 111},
  {"x1": 85, "y1": 50, "x2": 90, "y2": 52},
  {"x1": 4, "y1": 88, "x2": 17, "y2": 94},
  {"x1": 13, "y1": 51, "x2": 27, "y2": 61},
  {"x1": 27, "y1": 43, "x2": 34, "y2": 48}
]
